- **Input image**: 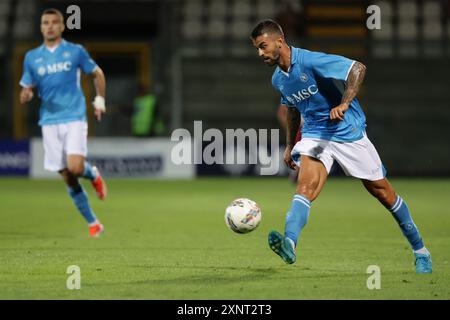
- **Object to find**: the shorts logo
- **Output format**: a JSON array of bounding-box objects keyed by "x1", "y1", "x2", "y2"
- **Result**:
[
  {"x1": 371, "y1": 167, "x2": 381, "y2": 174},
  {"x1": 300, "y1": 73, "x2": 308, "y2": 82},
  {"x1": 38, "y1": 66, "x2": 46, "y2": 76}
]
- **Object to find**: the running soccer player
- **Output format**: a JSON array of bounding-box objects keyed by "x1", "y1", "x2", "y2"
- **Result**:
[
  {"x1": 19, "y1": 8, "x2": 107, "y2": 237},
  {"x1": 250, "y1": 20, "x2": 432, "y2": 273}
]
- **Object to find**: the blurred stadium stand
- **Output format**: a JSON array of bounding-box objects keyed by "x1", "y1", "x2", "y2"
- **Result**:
[{"x1": 0, "y1": 0, "x2": 449, "y2": 176}]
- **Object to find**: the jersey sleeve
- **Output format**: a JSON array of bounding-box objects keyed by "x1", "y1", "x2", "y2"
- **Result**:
[
  {"x1": 78, "y1": 45, "x2": 98, "y2": 74},
  {"x1": 19, "y1": 53, "x2": 35, "y2": 87},
  {"x1": 304, "y1": 50, "x2": 355, "y2": 81}
]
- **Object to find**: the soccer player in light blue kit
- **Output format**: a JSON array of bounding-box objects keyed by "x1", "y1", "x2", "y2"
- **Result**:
[
  {"x1": 19, "y1": 8, "x2": 107, "y2": 237},
  {"x1": 251, "y1": 20, "x2": 432, "y2": 273}
]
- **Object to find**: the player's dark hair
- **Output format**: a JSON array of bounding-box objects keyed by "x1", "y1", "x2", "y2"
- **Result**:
[
  {"x1": 250, "y1": 19, "x2": 284, "y2": 39},
  {"x1": 41, "y1": 8, "x2": 64, "y2": 22}
]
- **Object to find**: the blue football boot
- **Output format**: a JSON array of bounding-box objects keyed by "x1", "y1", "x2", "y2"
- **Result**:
[
  {"x1": 414, "y1": 252, "x2": 432, "y2": 274},
  {"x1": 268, "y1": 230, "x2": 296, "y2": 264}
]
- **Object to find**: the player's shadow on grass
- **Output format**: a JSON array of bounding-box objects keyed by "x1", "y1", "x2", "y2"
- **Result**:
[
  {"x1": 116, "y1": 264, "x2": 316, "y2": 287},
  {"x1": 131, "y1": 265, "x2": 279, "y2": 273},
  {"x1": 0, "y1": 231, "x2": 74, "y2": 239},
  {"x1": 120, "y1": 263, "x2": 369, "y2": 286}
]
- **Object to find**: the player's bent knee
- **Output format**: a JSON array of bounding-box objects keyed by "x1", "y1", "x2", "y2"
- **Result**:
[
  {"x1": 364, "y1": 179, "x2": 396, "y2": 207},
  {"x1": 295, "y1": 185, "x2": 316, "y2": 202},
  {"x1": 68, "y1": 164, "x2": 84, "y2": 177},
  {"x1": 374, "y1": 190, "x2": 393, "y2": 207}
]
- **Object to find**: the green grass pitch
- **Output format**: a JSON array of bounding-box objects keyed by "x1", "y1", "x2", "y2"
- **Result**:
[{"x1": 0, "y1": 177, "x2": 449, "y2": 299}]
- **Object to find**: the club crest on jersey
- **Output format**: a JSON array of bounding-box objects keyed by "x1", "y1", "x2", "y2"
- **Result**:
[
  {"x1": 63, "y1": 51, "x2": 71, "y2": 58},
  {"x1": 300, "y1": 73, "x2": 308, "y2": 82},
  {"x1": 38, "y1": 66, "x2": 46, "y2": 76}
]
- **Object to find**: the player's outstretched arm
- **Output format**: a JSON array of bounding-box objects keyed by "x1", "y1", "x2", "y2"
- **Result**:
[
  {"x1": 91, "y1": 67, "x2": 106, "y2": 121},
  {"x1": 330, "y1": 61, "x2": 366, "y2": 121},
  {"x1": 19, "y1": 86, "x2": 34, "y2": 104},
  {"x1": 284, "y1": 107, "x2": 301, "y2": 170}
]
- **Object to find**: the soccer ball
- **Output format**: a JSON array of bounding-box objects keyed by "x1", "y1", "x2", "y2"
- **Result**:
[{"x1": 225, "y1": 198, "x2": 262, "y2": 234}]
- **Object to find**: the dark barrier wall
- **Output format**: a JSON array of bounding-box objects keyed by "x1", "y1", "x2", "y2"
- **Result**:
[{"x1": 1, "y1": 0, "x2": 449, "y2": 176}]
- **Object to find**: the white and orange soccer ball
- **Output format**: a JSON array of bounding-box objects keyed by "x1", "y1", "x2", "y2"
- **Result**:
[{"x1": 225, "y1": 198, "x2": 262, "y2": 234}]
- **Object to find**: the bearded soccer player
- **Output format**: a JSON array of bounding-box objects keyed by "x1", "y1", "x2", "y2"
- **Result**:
[
  {"x1": 250, "y1": 20, "x2": 432, "y2": 273},
  {"x1": 19, "y1": 8, "x2": 107, "y2": 237}
]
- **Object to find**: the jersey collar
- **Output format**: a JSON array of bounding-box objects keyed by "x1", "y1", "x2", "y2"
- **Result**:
[
  {"x1": 41, "y1": 38, "x2": 66, "y2": 53},
  {"x1": 277, "y1": 46, "x2": 298, "y2": 77},
  {"x1": 290, "y1": 46, "x2": 298, "y2": 66}
]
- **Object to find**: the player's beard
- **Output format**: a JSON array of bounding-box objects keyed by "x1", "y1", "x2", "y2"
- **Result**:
[
  {"x1": 263, "y1": 48, "x2": 280, "y2": 66},
  {"x1": 44, "y1": 29, "x2": 61, "y2": 42},
  {"x1": 45, "y1": 33, "x2": 58, "y2": 41},
  {"x1": 264, "y1": 54, "x2": 279, "y2": 66}
]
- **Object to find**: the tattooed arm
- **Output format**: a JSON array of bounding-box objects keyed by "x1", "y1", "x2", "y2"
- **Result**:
[
  {"x1": 330, "y1": 61, "x2": 366, "y2": 121},
  {"x1": 284, "y1": 106, "x2": 301, "y2": 170}
]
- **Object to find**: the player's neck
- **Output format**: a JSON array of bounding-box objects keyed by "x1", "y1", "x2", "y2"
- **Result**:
[
  {"x1": 278, "y1": 45, "x2": 291, "y2": 72},
  {"x1": 44, "y1": 37, "x2": 62, "y2": 50}
]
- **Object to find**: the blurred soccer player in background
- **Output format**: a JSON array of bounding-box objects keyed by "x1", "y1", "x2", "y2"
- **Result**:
[
  {"x1": 19, "y1": 8, "x2": 107, "y2": 237},
  {"x1": 251, "y1": 20, "x2": 432, "y2": 273}
]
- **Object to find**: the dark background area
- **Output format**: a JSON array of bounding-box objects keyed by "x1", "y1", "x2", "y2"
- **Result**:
[{"x1": 0, "y1": 0, "x2": 449, "y2": 176}]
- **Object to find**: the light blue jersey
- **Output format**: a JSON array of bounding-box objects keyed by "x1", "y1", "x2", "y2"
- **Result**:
[
  {"x1": 20, "y1": 39, "x2": 97, "y2": 126},
  {"x1": 272, "y1": 47, "x2": 366, "y2": 142}
]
